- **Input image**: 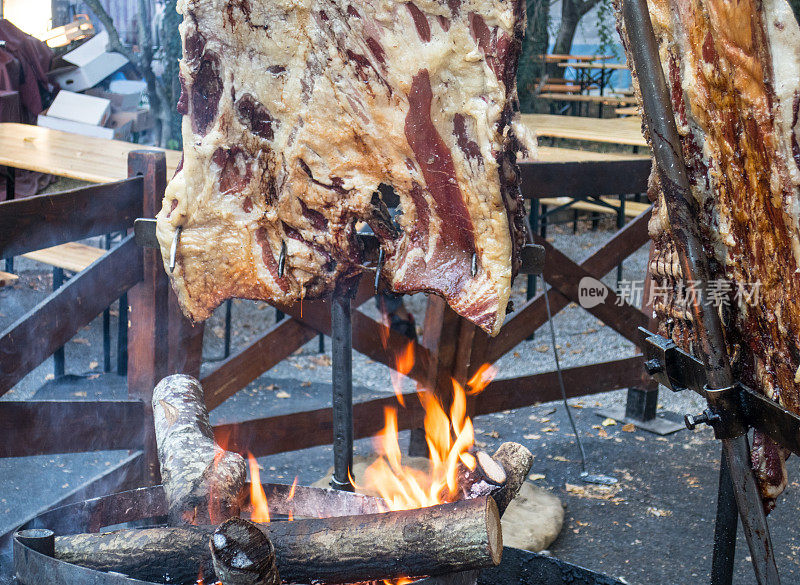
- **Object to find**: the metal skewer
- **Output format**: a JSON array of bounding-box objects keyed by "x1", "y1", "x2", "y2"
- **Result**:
[
  {"x1": 330, "y1": 289, "x2": 355, "y2": 492},
  {"x1": 622, "y1": 0, "x2": 779, "y2": 582}
]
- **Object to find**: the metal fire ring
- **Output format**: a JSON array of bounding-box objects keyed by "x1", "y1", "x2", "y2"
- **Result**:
[{"x1": 13, "y1": 484, "x2": 384, "y2": 585}]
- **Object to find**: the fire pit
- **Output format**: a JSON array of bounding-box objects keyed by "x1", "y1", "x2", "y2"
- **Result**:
[{"x1": 12, "y1": 485, "x2": 622, "y2": 585}]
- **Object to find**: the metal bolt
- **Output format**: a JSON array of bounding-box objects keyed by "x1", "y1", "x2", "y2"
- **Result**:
[
  {"x1": 684, "y1": 409, "x2": 720, "y2": 430},
  {"x1": 643, "y1": 358, "x2": 663, "y2": 375}
]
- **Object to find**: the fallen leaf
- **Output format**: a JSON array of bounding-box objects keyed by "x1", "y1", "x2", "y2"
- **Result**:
[
  {"x1": 553, "y1": 455, "x2": 569, "y2": 462},
  {"x1": 646, "y1": 506, "x2": 672, "y2": 518},
  {"x1": 301, "y1": 381, "x2": 312, "y2": 387},
  {"x1": 484, "y1": 430, "x2": 499, "y2": 438},
  {"x1": 45, "y1": 374, "x2": 54, "y2": 381},
  {"x1": 542, "y1": 427, "x2": 558, "y2": 433},
  {"x1": 73, "y1": 391, "x2": 86, "y2": 397},
  {"x1": 565, "y1": 483, "x2": 585, "y2": 495},
  {"x1": 535, "y1": 345, "x2": 550, "y2": 353},
  {"x1": 601, "y1": 418, "x2": 618, "y2": 427},
  {"x1": 529, "y1": 473, "x2": 546, "y2": 481},
  {"x1": 72, "y1": 338, "x2": 90, "y2": 345},
  {"x1": 212, "y1": 327, "x2": 224, "y2": 339},
  {"x1": 622, "y1": 423, "x2": 636, "y2": 432},
  {"x1": 275, "y1": 391, "x2": 291, "y2": 399},
  {"x1": 89, "y1": 361, "x2": 99, "y2": 370},
  {"x1": 266, "y1": 384, "x2": 279, "y2": 391},
  {"x1": 523, "y1": 433, "x2": 541, "y2": 440},
  {"x1": 598, "y1": 428, "x2": 608, "y2": 438},
  {"x1": 312, "y1": 355, "x2": 330, "y2": 365},
  {"x1": 513, "y1": 352, "x2": 521, "y2": 358},
  {"x1": 87, "y1": 374, "x2": 100, "y2": 380}
]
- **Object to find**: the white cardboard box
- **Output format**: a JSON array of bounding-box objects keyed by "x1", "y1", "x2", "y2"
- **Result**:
[
  {"x1": 38, "y1": 111, "x2": 132, "y2": 141},
  {"x1": 47, "y1": 31, "x2": 128, "y2": 92},
  {"x1": 47, "y1": 90, "x2": 111, "y2": 126},
  {"x1": 86, "y1": 85, "x2": 142, "y2": 112}
]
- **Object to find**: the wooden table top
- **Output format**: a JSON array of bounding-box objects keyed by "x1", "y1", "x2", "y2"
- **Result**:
[
  {"x1": 558, "y1": 62, "x2": 629, "y2": 70},
  {"x1": 520, "y1": 113, "x2": 648, "y2": 148},
  {"x1": 535, "y1": 146, "x2": 647, "y2": 162},
  {"x1": 540, "y1": 54, "x2": 613, "y2": 62},
  {"x1": 0, "y1": 123, "x2": 182, "y2": 183}
]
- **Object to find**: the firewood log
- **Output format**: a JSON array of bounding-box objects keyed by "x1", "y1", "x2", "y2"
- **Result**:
[
  {"x1": 211, "y1": 518, "x2": 280, "y2": 585},
  {"x1": 490, "y1": 442, "x2": 534, "y2": 515},
  {"x1": 55, "y1": 496, "x2": 502, "y2": 585},
  {"x1": 152, "y1": 374, "x2": 246, "y2": 525}
]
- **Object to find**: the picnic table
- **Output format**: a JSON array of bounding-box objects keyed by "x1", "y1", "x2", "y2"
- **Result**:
[
  {"x1": 557, "y1": 61, "x2": 629, "y2": 95},
  {"x1": 539, "y1": 53, "x2": 613, "y2": 63},
  {"x1": 519, "y1": 113, "x2": 648, "y2": 149},
  {"x1": 0, "y1": 122, "x2": 181, "y2": 183}
]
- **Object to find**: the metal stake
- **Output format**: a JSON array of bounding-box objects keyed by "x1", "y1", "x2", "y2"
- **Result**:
[
  {"x1": 622, "y1": 0, "x2": 780, "y2": 582},
  {"x1": 330, "y1": 291, "x2": 354, "y2": 491}
]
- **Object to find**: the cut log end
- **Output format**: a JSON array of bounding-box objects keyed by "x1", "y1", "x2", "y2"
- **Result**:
[
  {"x1": 475, "y1": 451, "x2": 506, "y2": 485},
  {"x1": 211, "y1": 518, "x2": 280, "y2": 585},
  {"x1": 484, "y1": 495, "x2": 503, "y2": 566},
  {"x1": 491, "y1": 442, "x2": 534, "y2": 516}
]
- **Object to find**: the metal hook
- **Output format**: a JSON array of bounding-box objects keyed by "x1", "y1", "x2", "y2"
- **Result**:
[
  {"x1": 374, "y1": 248, "x2": 385, "y2": 293},
  {"x1": 169, "y1": 226, "x2": 182, "y2": 273},
  {"x1": 278, "y1": 240, "x2": 287, "y2": 278},
  {"x1": 471, "y1": 253, "x2": 478, "y2": 277}
]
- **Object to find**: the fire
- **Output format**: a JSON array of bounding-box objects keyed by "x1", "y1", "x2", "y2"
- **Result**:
[
  {"x1": 363, "y1": 370, "x2": 491, "y2": 511},
  {"x1": 390, "y1": 342, "x2": 415, "y2": 407},
  {"x1": 248, "y1": 454, "x2": 270, "y2": 523}
]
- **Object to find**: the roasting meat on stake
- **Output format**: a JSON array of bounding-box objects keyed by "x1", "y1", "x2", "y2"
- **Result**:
[
  {"x1": 618, "y1": 0, "x2": 800, "y2": 508},
  {"x1": 156, "y1": 0, "x2": 527, "y2": 335}
]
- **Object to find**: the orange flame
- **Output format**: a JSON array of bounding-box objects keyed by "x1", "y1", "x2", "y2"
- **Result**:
[
  {"x1": 389, "y1": 342, "x2": 415, "y2": 407},
  {"x1": 466, "y1": 363, "x2": 498, "y2": 395},
  {"x1": 248, "y1": 454, "x2": 270, "y2": 523},
  {"x1": 363, "y1": 365, "x2": 491, "y2": 511}
]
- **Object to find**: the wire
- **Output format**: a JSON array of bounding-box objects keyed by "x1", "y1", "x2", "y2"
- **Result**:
[{"x1": 543, "y1": 285, "x2": 589, "y2": 475}]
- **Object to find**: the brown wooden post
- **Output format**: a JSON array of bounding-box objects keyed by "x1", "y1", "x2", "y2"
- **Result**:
[{"x1": 127, "y1": 150, "x2": 204, "y2": 484}]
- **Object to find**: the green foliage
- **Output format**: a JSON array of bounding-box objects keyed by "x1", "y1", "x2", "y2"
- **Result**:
[
  {"x1": 158, "y1": 0, "x2": 184, "y2": 148},
  {"x1": 517, "y1": 0, "x2": 549, "y2": 112},
  {"x1": 595, "y1": 0, "x2": 618, "y2": 60}
]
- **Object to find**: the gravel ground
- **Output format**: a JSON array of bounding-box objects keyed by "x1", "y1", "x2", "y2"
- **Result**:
[{"x1": 2, "y1": 216, "x2": 799, "y2": 584}]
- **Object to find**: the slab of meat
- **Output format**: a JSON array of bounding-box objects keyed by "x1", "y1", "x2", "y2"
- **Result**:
[
  {"x1": 155, "y1": 0, "x2": 526, "y2": 336},
  {"x1": 618, "y1": 0, "x2": 800, "y2": 507}
]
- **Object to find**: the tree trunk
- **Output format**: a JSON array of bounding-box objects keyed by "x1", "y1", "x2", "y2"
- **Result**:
[{"x1": 547, "y1": 0, "x2": 602, "y2": 76}]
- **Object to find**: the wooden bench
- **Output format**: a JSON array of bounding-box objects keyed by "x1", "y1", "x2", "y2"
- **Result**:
[
  {"x1": 615, "y1": 106, "x2": 640, "y2": 117},
  {"x1": 23, "y1": 242, "x2": 105, "y2": 272},
  {"x1": 539, "y1": 196, "x2": 651, "y2": 219},
  {"x1": 0, "y1": 270, "x2": 18, "y2": 287},
  {"x1": 22, "y1": 241, "x2": 120, "y2": 377},
  {"x1": 536, "y1": 93, "x2": 639, "y2": 118},
  {"x1": 519, "y1": 113, "x2": 648, "y2": 149}
]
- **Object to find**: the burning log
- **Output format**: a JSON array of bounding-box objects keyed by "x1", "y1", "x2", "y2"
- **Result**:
[
  {"x1": 54, "y1": 496, "x2": 502, "y2": 585},
  {"x1": 490, "y1": 442, "x2": 534, "y2": 516},
  {"x1": 152, "y1": 374, "x2": 247, "y2": 525},
  {"x1": 211, "y1": 518, "x2": 280, "y2": 585},
  {"x1": 457, "y1": 443, "x2": 532, "y2": 516}
]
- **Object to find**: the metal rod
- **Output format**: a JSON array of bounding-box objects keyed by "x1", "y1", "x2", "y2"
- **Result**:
[
  {"x1": 53, "y1": 267, "x2": 65, "y2": 378},
  {"x1": 223, "y1": 299, "x2": 233, "y2": 359},
  {"x1": 330, "y1": 292, "x2": 354, "y2": 491},
  {"x1": 622, "y1": 0, "x2": 780, "y2": 582},
  {"x1": 711, "y1": 448, "x2": 738, "y2": 585}
]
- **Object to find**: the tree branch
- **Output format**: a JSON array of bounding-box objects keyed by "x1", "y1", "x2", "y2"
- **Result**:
[
  {"x1": 82, "y1": 0, "x2": 141, "y2": 76},
  {"x1": 578, "y1": 0, "x2": 603, "y2": 16}
]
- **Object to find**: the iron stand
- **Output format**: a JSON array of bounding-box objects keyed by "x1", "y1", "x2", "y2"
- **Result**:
[{"x1": 330, "y1": 289, "x2": 355, "y2": 492}]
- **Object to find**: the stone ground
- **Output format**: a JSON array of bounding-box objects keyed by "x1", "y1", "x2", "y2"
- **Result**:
[{"x1": 2, "y1": 216, "x2": 800, "y2": 584}]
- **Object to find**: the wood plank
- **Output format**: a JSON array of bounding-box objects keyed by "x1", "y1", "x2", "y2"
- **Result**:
[
  {"x1": 487, "y1": 209, "x2": 651, "y2": 362},
  {"x1": 0, "y1": 400, "x2": 144, "y2": 457},
  {"x1": 536, "y1": 93, "x2": 639, "y2": 106},
  {"x1": 535, "y1": 236, "x2": 649, "y2": 345},
  {"x1": 0, "y1": 177, "x2": 142, "y2": 258},
  {"x1": 472, "y1": 357, "x2": 644, "y2": 414},
  {"x1": 202, "y1": 318, "x2": 318, "y2": 410},
  {"x1": 538, "y1": 197, "x2": 651, "y2": 218},
  {"x1": 535, "y1": 147, "x2": 648, "y2": 163},
  {"x1": 22, "y1": 243, "x2": 106, "y2": 273},
  {"x1": 0, "y1": 451, "x2": 144, "y2": 553},
  {"x1": 557, "y1": 62, "x2": 629, "y2": 70},
  {"x1": 0, "y1": 235, "x2": 141, "y2": 395},
  {"x1": 518, "y1": 159, "x2": 651, "y2": 199},
  {"x1": 214, "y1": 358, "x2": 643, "y2": 457},
  {"x1": 520, "y1": 113, "x2": 647, "y2": 147},
  {"x1": 0, "y1": 123, "x2": 181, "y2": 182},
  {"x1": 0, "y1": 271, "x2": 18, "y2": 287}
]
